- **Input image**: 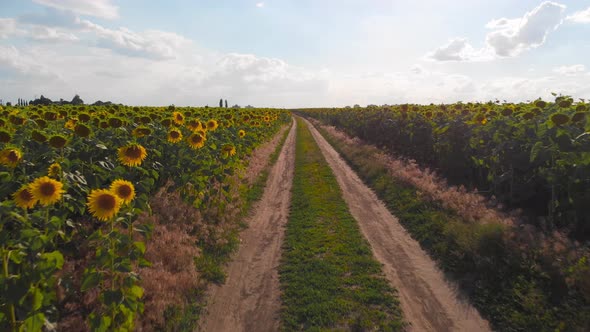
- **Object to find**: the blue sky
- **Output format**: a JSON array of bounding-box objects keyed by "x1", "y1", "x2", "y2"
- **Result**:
[{"x1": 1, "y1": 0, "x2": 589, "y2": 107}]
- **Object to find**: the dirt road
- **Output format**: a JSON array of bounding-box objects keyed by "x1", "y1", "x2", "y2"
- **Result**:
[
  {"x1": 304, "y1": 118, "x2": 491, "y2": 332},
  {"x1": 198, "y1": 121, "x2": 296, "y2": 332}
]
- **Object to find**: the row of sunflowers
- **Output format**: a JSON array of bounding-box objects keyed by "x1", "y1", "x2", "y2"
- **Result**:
[
  {"x1": 0, "y1": 103, "x2": 289, "y2": 331},
  {"x1": 300, "y1": 96, "x2": 590, "y2": 237}
]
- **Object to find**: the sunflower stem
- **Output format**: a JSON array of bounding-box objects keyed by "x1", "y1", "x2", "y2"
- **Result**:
[{"x1": 3, "y1": 248, "x2": 17, "y2": 332}]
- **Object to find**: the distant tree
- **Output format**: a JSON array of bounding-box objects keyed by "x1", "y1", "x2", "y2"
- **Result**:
[
  {"x1": 6, "y1": 102, "x2": 12, "y2": 106},
  {"x1": 232, "y1": 104, "x2": 241, "y2": 108},
  {"x1": 219, "y1": 99, "x2": 223, "y2": 108},
  {"x1": 224, "y1": 99, "x2": 228, "y2": 108},
  {"x1": 31, "y1": 95, "x2": 52, "y2": 106},
  {"x1": 71, "y1": 94, "x2": 84, "y2": 105}
]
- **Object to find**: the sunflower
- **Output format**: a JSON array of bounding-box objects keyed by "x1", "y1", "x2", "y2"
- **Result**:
[
  {"x1": 108, "y1": 117, "x2": 124, "y2": 128},
  {"x1": 13, "y1": 185, "x2": 37, "y2": 209},
  {"x1": 221, "y1": 144, "x2": 236, "y2": 158},
  {"x1": 0, "y1": 130, "x2": 11, "y2": 143},
  {"x1": 31, "y1": 130, "x2": 48, "y2": 143},
  {"x1": 65, "y1": 119, "x2": 77, "y2": 130},
  {"x1": 187, "y1": 119, "x2": 202, "y2": 132},
  {"x1": 167, "y1": 128, "x2": 183, "y2": 143},
  {"x1": 132, "y1": 127, "x2": 152, "y2": 138},
  {"x1": 86, "y1": 189, "x2": 122, "y2": 221},
  {"x1": 172, "y1": 111, "x2": 185, "y2": 125},
  {"x1": 74, "y1": 124, "x2": 92, "y2": 137},
  {"x1": 117, "y1": 144, "x2": 147, "y2": 167},
  {"x1": 48, "y1": 163, "x2": 62, "y2": 178},
  {"x1": 29, "y1": 176, "x2": 64, "y2": 206},
  {"x1": 110, "y1": 180, "x2": 135, "y2": 205},
  {"x1": 187, "y1": 133, "x2": 206, "y2": 149},
  {"x1": 238, "y1": 130, "x2": 246, "y2": 138},
  {"x1": 550, "y1": 113, "x2": 570, "y2": 126},
  {"x1": 206, "y1": 119, "x2": 218, "y2": 131},
  {"x1": 48, "y1": 135, "x2": 68, "y2": 149},
  {"x1": 0, "y1": 148, "x2": 22, "y2": 168}
]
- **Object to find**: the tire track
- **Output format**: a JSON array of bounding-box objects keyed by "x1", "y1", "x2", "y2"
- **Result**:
[{"x1": 198, "y1": 120, "x2": 296, "y2": 332}]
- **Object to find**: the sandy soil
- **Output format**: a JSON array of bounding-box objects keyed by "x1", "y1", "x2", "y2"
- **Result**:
[
  {"x1": 198, "y1": 120, "x2": 296, "y2": 332},
  {"x1": 303, "y1": 118, "x2": 491, "y2": 332}
]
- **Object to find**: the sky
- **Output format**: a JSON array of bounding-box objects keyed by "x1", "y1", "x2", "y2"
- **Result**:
[{"x1": 0, "y1": 0, "x2": 589, "y2": 108}]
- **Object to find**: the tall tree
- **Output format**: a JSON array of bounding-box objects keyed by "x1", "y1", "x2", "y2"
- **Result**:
[
  {"x1": 219, "y1": 98, "x2": 223, "y2": 108},
  {"x1": 224, "y1": 99, "x2": 228, "y2": 108}
]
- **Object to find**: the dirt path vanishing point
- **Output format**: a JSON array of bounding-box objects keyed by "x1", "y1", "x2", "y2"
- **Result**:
[
  {"x1": 199, "y1": 120, "x2": 296, "y2": 332},
  {"x1": 303, "y1": 118, "x2": 491, "y2": 332}
]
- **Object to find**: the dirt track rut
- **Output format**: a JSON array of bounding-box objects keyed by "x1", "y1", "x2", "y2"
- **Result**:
[
  {"x1": 303, "y1": 118, "x2": 491, "y2": 332},
  {"x1": 198, "y1": 121, "x2": 296, "y2": 332}
]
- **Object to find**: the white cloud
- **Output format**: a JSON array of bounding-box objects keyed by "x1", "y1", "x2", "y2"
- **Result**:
[
  {"x1": 553, "y1": 64, "x2": 586, "y2": 75},
  {"x1": 78, "y1": 19, "x2": 191, "y2": 60},
  {"x1": 426, "y1": 38, "x2": 493, "y2": 62},
  {"x1": 0, "y1": 45, "x2": 58, "y2": 78},
  {"x1": 567, "y1": 7, "x2": 590, "y2": 23},
  {"x1": 0, "y1": 18, "x2": 20, "y2": 38},
  {"x1": 32, "y1": 0, "x2": 119, "y2": 19},
  {"x1": 428, "y1": 1, "x2": 566, "y2": 61},
  {"x1": 486, "y1": 1, "x2": 566, "y2": 57},
  {"x1": 256, "y1": 2, "x2": 265, "y2": 8},
  {"x1": 0, "y1": 17, "x2": 77, "y2": 42},
  {"x1": 29, "y1": 25, "x2": 78, "y2": 41}
]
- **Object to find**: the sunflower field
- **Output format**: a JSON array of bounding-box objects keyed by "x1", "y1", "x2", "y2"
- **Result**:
[
  {"x1": 0, "y1": 104, "x2": 289, "y2": 331},
  {"x1": 301, "y1": 96, "x2": 590, "y2": 238}
]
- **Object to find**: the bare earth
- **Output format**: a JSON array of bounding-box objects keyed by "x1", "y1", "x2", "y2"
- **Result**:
[
  {"x1": 198, "y1": 120, "x2": 296, "y2": 332},
  {"x1": 303, "y1": 118, "x2": 491, "y2": 332}
]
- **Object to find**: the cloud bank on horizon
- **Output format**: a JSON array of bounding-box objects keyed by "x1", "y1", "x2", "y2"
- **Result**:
[{"x1": 0, "y1": 0, "x2": 589, "y2": 107}]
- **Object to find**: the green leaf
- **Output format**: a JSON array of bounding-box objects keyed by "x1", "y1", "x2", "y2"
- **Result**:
[
  {"x1": 103, "y1": 290, "x2": 123, "y2": 306},
  {"x1": 22, "y1": 312, "x2": 44, "y2": 332},
  {"x1": 530, "y1": 141, "x2": 544, "y2": 163},
  {"x1": 30, "y1": 287, "x2": 43, "y2": 310},
  {"x1": 81, "y1": 271, "x2": 101, "y2": 292},
  {"x1": 133, "y1": 241, "x2": 146, "y2": 254},
  {"x1": 129, "y1": 285, "x2": 144, "y2": 299},
  {"x1": 41, "y1": 250, "x2": 64, "y2": 269}
]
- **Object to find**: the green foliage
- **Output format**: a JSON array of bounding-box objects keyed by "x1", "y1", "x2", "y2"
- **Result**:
[{"x1": 301, "y1": 96, "x2": 590, "y2": 239}]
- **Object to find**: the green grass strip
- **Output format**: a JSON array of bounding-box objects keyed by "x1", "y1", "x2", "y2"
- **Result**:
[{"x1": 279, "y1": 118, "x2": 404, "y2": 331}]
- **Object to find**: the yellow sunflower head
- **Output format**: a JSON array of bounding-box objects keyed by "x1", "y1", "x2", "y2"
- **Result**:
[
  {"x1": 206, "y1": 119, "x2": 218, "y2": 131},
  {"x1": 0, "y1": 148, "x2": 23, "y2": 168},
  {"x1": 29, "y1": 176, "x2": 64, "y2": 206},
  {"x1": 238, "y1": 129, "x2": 246, "y2": 138},
  {"x1": 64, "y1": 119, "x2": 77, "y2": 130},
  {"x1": 167, "y1": 128, "x2": 183, "y2": 143},
  {"x1": 187, "y1": 119, "x2": 202, "y2": 132},
  {"x1": 48, "y1": 162, "x2": 62, "y2": 178},
  {"x1": 172, "y1": 111, "x2": 185, "y2": 125},
  {"x1": 117, "y1": 144, "x2": 148, "y2": 167},
  {"x1": 109, "y1": 179, "x2": 135, "y2": 205},
  {"x1": 132, "y1": 127, "x2": 152, "y2": 138},
  {"x1": 221, "y1": 144, "x2": 236, "y2": 158},
  {"x1": 87, "y1": 189, "x2": 122, "y2": 221},
  {"x1": 187, "y1": 133, "x2": 206, "y2": 149},
  {"x1": 13, "y1": 184, "x2": 38, "y2": 210}
]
